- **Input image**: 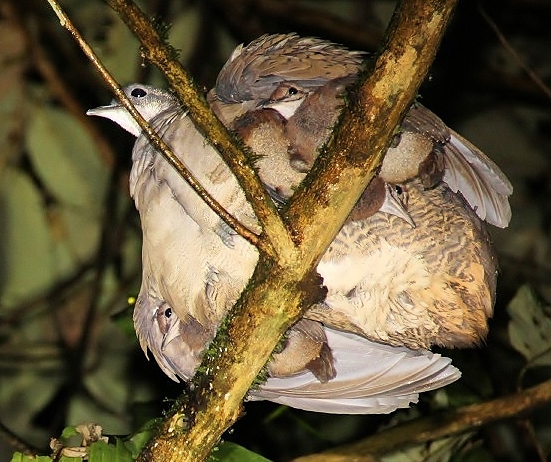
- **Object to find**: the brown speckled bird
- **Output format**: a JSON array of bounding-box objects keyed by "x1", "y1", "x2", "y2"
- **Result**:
[
  {"x1": 208, "y1": 33, "x2": 512, "y2": 352},
  {"x1": 86, "y1": 34, "x2": 511, "y2": 413},
  {"x1": 210, "y1": 34, "x2": 512, "y2": 227},
  {"x1": 87, "y1": 83, "x2": 461, "y2": 413}
]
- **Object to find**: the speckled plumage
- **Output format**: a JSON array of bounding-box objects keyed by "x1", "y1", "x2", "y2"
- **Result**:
[
  {"x1": 208, "y1": 33, "x2": 511, "y2": 350},
  {"x1": 210, "y1": 34, "x2": 512, "y2": 228},
  {"x1": 216, "y1": 33, "x2": 365, "y2": 104},
  {"x1": 86, "y1": 33, "x2": 511, "y2": 414},
  {"x1": 87, "y1": 82, "x2": 461, "y2": 413},
  {"x1": 310, "y1": 178, "x2": 495, "y2": 349}
]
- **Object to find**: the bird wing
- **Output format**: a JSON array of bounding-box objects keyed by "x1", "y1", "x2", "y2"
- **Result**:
[
  {"x1": 403, "y1": 104, "x2": 512, "y2": 228},
  {"x1": 250, "y1": 327, "x2": 460, "y2": 414},
  {"x1": 131, "y1": 105, "x2": 260, "y2": 235},
  {"x1": 443, "y1": 129, "x2": 512, "y2": 228},
  {"x1": 216, "y1": 33, "x2": 364, "y2": 103}
]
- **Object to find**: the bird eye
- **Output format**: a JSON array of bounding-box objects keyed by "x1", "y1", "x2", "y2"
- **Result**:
[
  {"x1": 164, "y1": 307, "x2": 172, "y2": 318},
  {"x1": 131, "y1": 87, "x2": 147, "y2": 98},
  {"x1": 269, "y1": 83, "x2": 302, "y2": 102},
  {"x1": 394, "y1": 185, "x2": 403, "y2": 195}
]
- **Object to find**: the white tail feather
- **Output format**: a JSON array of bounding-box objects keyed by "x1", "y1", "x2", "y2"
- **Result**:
[{"x1": 249, "y1": 327, "x2": 460, "y2": 414}]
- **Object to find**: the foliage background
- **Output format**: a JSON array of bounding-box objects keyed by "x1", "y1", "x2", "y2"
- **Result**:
[{"x1": 1, "y1": 0, "x2": 551, "y2": 460}]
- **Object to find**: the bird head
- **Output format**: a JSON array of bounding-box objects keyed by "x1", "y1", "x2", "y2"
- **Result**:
[{"x1": 86, "y1": 83, "x2": 180, "y2": 137}]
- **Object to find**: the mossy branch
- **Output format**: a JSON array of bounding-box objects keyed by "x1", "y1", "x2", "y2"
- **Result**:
[
  {"x1": 106, "y1": 0, "x2": 294, "y2": 261},
  {"x1": 135, "y1": 1, "x2": 458, "y2": 460},
  {"x1": 45, "y1": 0, "x2": 458, "y2": 460}
]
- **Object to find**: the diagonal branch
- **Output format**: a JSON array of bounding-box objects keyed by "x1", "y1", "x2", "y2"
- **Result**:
[
  {"x1": 293, "y1": 378, "x2": 551, "y2": 461},
  {"x1": 136, "y1": 1, "x2": 457, "y2": 461},
  {"x1": 287, "y1": 0, "x2": 458, "y2": 254},
  {"x1": 106, "y1": 0, "x2": 295, "y2": 262},
  {"x1": 45, "y1": 0, "x2": 266, "y2": 251},
  {"x1": 46, "y1": 0, "x2": 459, "y2": 461}
]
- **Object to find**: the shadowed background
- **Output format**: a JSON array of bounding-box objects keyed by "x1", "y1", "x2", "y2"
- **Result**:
[{"x1": 0, "y1": 0, "x2": 550, "y2": 460}]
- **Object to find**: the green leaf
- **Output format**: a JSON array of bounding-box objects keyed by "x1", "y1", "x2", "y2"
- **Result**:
[
  {"x1": 10, "y1": 453, "x2": 53, "y2": 462},
  {"x1": 26, "y1": 104, "x2": 107, "y2": 209},
  {"x1": 60, "y1": 426, "x2": 81, "y2": 439},
  {"x1": 89, "y1": 440, "x2": 133, "y2": 462},
  {"x1": 124, "y1": 419, "x2": 158, "y2": 458},
  {"x1": 0, "y1": 167, "x2": 56, "y2": 307},
  {"x1": 208, "y1": 441, "x2": 272, "y2": 462},
  {"x1": 507, "y1": 285, "x2": 551, "y2": 368},
  {"x1": 9, "y1": 453, "x2": 82, "y2": 462}
]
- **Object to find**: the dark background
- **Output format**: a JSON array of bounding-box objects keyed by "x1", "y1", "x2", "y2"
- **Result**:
[{"x1": 1, "y1": 0, "x2": 550, "y2": 460}]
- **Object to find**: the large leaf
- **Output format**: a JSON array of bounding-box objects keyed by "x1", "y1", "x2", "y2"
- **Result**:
[
  {"x1": 507, "y1": 285, "x2": 551, "y2": 368},
  {"x1": 26, "y1": 104, "x2": 107, "y2": 209},
  {"x1": 208, "y1": 442, "x2": 272, "y2": 462},
  {"x1": 0, "y1": 168, "x2": 56, "y2": 307},
  {"x1": 89, "y1": 440, "x2": 132, "y2": 462}
]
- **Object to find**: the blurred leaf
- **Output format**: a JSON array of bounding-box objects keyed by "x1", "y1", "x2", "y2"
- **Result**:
[
  {"x1": 89, "y1": 440, "x2": 132, "y2": 462},
  {"x1": 168, "y1": 6, "x2": 201, "y2": 64},
  {"x1": 80, "y1": 324, "x2": 135, "y2": 416},
  {"x1": 508, "y1": 285, "x2": 551, "y2": 368},
  {"x1": 26, "y1": 103, "x2": 107, "y2": 209},
  {"x1": 0, "y1": 370, "x2": 64, "y2": 447},
  {"x1": 0, "y1": 101, "x2": 107, "y2": 307},
  {"x1": 381, "y1": 434, "x2": 473, "y2": 462},
  {"x1": 83, "y1": 5, "x2": 141, "y2": 85},
  {"x1": 0, "y1": 168, "x2": 56, "y2": 307},
  {"x1": 208, "y1": 441, "x2": 272, "y2": 462}
]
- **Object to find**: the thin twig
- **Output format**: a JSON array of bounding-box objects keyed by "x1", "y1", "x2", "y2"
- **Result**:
[
  {"x1": 30, "y1": 31, "x2": 116, "y2": 167},
  {"x1": 131, "y1": 0, "x2": 457, "y2": 460},
  {"x1": 44, "y1": 0, "x2": 262, "y2": 250},
  {"x1": 479, "y1": 4, "x2": 551, "y2": 102},
  {"x1": 106, "y1": 0, "x2": 296, "y2": 261},
  {"x1": 293, "y1": 378, "x2": 551, "y2": 461}
]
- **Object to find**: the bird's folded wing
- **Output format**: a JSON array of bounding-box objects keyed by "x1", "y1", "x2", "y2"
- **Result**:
[
  {"x1": 443, "y1": 129, "x2": 512, "y2": 228},
  {"x1": 249, "y1": 327, "x2": 460, "y2": 414},
  {"x1": 403, "y1": 104, "x2": 512, "y2": 228}
]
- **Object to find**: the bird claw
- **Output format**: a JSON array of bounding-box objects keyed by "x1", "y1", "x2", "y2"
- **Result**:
[{"x1": 215, "y1": 221, "x2": 236, "y2": 248}]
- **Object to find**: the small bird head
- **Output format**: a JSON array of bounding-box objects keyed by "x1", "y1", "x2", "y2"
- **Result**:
[
  {"x1": 86, "y1": 83, "x2": 179, "y2": 136},
  {"x1": 215, "y1": 33, "x2": 365, "y2": 119}
]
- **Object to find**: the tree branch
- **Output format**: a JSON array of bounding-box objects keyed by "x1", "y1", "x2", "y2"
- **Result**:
[
  {"x1": 46, "y1": 0, "x2": 459, "y2": 460},
  {"x1": 286, "y1": 0, "x2": 458, "y2": 252},
  {"x1": 45, "y1": 0, "x2": 267, "y2": 252},
  {"x1": 106, "y1": 0, "x2": 295, "y2": 261},
  {"x1": 293, "y1": 378, "x2": 551, "y2": 461},
  {"x1": 136, "y1": 1, "x2": 458, "y2": 461}
]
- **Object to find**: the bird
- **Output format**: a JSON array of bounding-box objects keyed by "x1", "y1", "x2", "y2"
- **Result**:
[
  {"x1": 209, "y1": 33, "x2": 512, "y2": 228},
  {"x1": 87, "y1": 81, "x2": 465, "y2": 413},
  {"x1": 208, "y1": 33, "x2": 512, "y2": 352}
]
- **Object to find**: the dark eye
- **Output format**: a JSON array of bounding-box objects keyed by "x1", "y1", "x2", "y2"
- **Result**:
[
  {"x1": 164, "y1": 307, "x2": 172, "y2": 318},
  {"x1": 131, "y1": 87, "x2": 147, "y2": 98},
  {"x1": 270, "y1": 84, "x2": 302, "y2": 101},
  {"x1": 394, "y1": 185, "x2": 403, "y2": 195}
]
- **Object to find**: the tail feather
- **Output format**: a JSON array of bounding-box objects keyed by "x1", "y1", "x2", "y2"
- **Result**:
[{"x1": 249, "y1": 327, "x2": 460, "y2": 414}]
